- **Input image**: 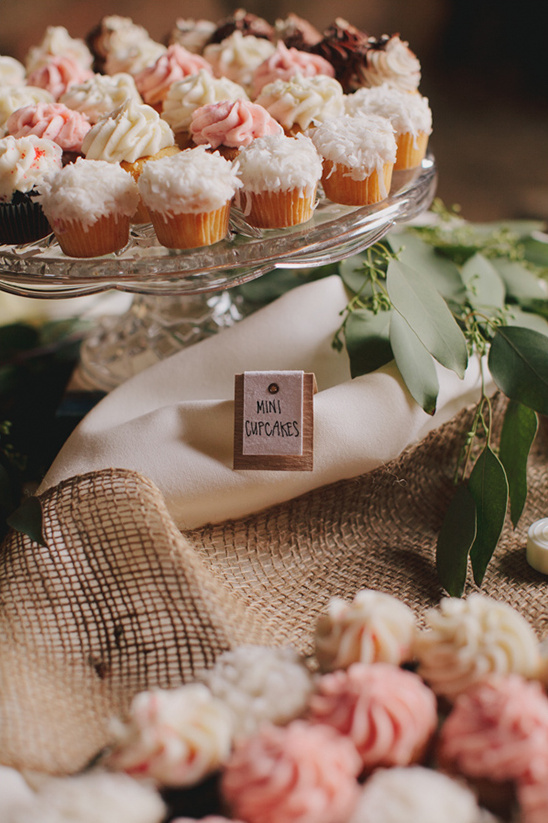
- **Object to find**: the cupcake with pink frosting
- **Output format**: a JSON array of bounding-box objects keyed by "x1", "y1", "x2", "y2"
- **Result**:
[
  {"x1": 6, "y1": 103, "x2": 92, "y2": 163},
  {"x1": 134, "y1": 44, "x2": 212, "y2": 111},
  {"x1": 27, "y1": 55, "x2": 94, "y2": 101},
  {"x1": 190, "y1": 99, "x2": 283, "y2": 159},
  {"x1": 221, "y1": 720, "x2": 361, "y2": 823},
  {"x1": 251, "y1": 41, "x2": 335, "y2": 97},
  {"x1": 307, "y1": 662, "x2": 438, "y2": 774}
]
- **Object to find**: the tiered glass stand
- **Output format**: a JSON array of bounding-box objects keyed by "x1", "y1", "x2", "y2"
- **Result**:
[{"x1": 0, "y1": 156, "x2": 436, "y2": 390}]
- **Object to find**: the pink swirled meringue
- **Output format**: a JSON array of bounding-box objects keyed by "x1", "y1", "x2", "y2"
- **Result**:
[
  {"x1": 518, "y1": 763, "x2": 548, "y2": 823},
  {"x1": 252, "y1": 41, "x2": 335, "y2": 97},
  {"x1": 6, "y1": 103, "x2": 91, "y2": 154},
  {"x1": 438, "y1": 674, "x2": 548, "y2": 783},
  {"x1": 26, "y1": 55, "x2": 94, "y2": 101},
  {"x1": 221, "y1": 720, "x2": 361, "y2": 823},
  {"x1": 307, "y1": 662, "x2": 437, "y2": 772},
  {"x1": 134, "y1": 44, "x2": 213, "y2": 108},
  {"x1": 106, "y1": 684, "x2": 233, "y2": 787},
  {"x1": 190, "y1": 99, "x2": 283, "y2": 149}
]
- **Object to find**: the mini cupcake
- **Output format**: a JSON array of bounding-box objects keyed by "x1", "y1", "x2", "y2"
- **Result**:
[
  {"x1": 357, "y1": 34, "x2": 421, "y2": 93},
  {"x1": 168, "y1": 18, "x2": 217, "y2": 54},
  {"x1": 0, "y1": 56, "x2": 26, "y2": 87},
  {"x1": 274, "y1": 14, "x2": 323, "y2": 50},
  {"x1": 25, "y1": 25, "x2": 94, "y2": 75},
  {"x1": 60, "y1": 72, "x2": 143, "y2": 124},
  {"x1": 346, "y1": 84, "x2": 432, "y2": 169},
  {"x1": 26, "y1": 54, "x2": 95, "y2": 101},
  {"x1": 307, "y1": 18, "x2": 371, "y2": 94},
  {"x1": 86, "y1": 15, "x2": 165, "y2": 74},
  {"x1": 252, "y1": 40, "x2": 335, "y2": 97},
  {"x1": 0, "y1": 134, "x2": 62, "y2": 245},
  {"x1": 309, "y1": 113, "x2": 397, "y2": 205},
  {"x1": 207, "y1": 9, "x2": 275, "y2": 45},
  {"x1": 133, "y1": 44, "x2": 213, "y2": 112},
  {"x1": 0, "y1": 86, "x2": 55, "y2": 131},
  {"x1": 137, "y1": 146, "x2": 242, "y2": 249},
  {"x1": 161, "y1": 70, "x2": 249, "y2": 149},
  {"x1": 189, "y1": 99, "x2": 283, "y2": 159},
  {"x1": 203, "y1": 31, "x2": 276, "y2": 94},
  {"x1": 36, "y1": 157, "x2": 139, "y2": 257},
  {"x1": 6, "y1": 103, "x2": 92, "y2": 164},
  {"x1": 307, "y1": 663, "x2": 438, "y2": 774},
  {"x1": 255, "y1": 74, "x2": 345, "y2": 135},
  {"x1": 235, "y1": 132, "x2": 322, "y2": 228}
]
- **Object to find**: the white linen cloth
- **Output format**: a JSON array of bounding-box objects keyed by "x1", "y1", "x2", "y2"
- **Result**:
[{"x1": 40, "y1": 276, "x2": 493, "y2": 530}]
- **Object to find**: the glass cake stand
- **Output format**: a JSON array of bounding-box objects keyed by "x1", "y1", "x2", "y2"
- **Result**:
[{"x1": 0, "y1": 156, "x2": 436, "y2": 390}]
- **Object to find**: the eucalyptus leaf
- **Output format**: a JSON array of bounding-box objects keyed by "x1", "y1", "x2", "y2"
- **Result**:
[
  {"x1": 386, "y1": 258, "x2": 468, "y2": 377},
  {"x1": 467, "y1": 220, "x2": 546, "y2": 240},
  {"x1": 505, "y1": 306, "x2": 548, "y2": 335},
  {"x1": 6, "y1": 495, "x2": 46, "y2": 546},
  {"x1": 499, "y1": 401, "x2": 539, "y2": 527},
  {"x1": 389, "y1": 312, "x2": 439, "y2": 414},
  {"x1": 522, "y1": 234, "x2": 548, "y2": 268},
  {"x1": 468, "y1": 446, "x2": 509, "y2": 585},
  {"x1": 344, "y1": 308, "x2": 393, "y2": 377},
  {"x1": 389, "y1": 230, "x2": 465, "y2": 302},
  {"x1": 491, "y1": 258, "x2": 548, "y2": 303},
  {"x1": 436, "y1": 482, "x2": 477, "y2": 597},
  {"x1": 461, "y1": 253, "x2": 506, "y2": 311},
  {"x1": 338, "y1": 253, "x2": 383, "y2": 296},
  {"x1": 488, "y1": 326, "x2": 548, "y2": 416}
]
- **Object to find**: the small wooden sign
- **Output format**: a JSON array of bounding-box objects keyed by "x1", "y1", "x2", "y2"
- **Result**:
[{"x1": 233, "y1": 370, "x2": 317, "y2": 471}]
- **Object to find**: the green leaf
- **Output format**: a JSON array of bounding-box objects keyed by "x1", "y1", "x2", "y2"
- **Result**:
[
  {"x1": 522, "y1": 235, "x2": 548, "y2": 268},
  {"x1": 389, "y1": 230, "x2": 465, "y2": 302},
  {"x1": 488, "y1": 325, "x2": 548, "y2": 416},
  {"x1": 0, "y1": 323, "x2": 39, "y2": 365},
  {"x1": 491, "y1": 258, "x2": 548, "y2": 303},
  {"x1": 499, "y1": 401, "x2": 539, "y2": 527},
  {"x1": 468, "y1": 446, "x2": 509, "y2": 585},
  {"x1": 386, "y1": 258, "x2": 468, "y2": 377},
  {"x1": 389, "y1": 311, "x2": 439, "y2": 414},
  {"x1": 436, "y1": 483, "x2": 477, "y2": 597},
  {"x1": 338, "y1": 252, "x2": 384, "y2": 296},
  {"x1": 344, "y1": 308, "x2": 393, "y2": 377},
  {"x1": 6, "y1": 496, "x2": 46, "y2": 546},
  {"x1": 505, "y1": 306, "x2": 548, "y2": 335},
  {"x1": 461, "y1": 253, "x2": 506, "y2": 311}
]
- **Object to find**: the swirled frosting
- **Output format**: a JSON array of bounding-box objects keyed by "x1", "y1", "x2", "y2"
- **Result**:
[
  {"x1": 309, "y1": 114, "x2": 397, "y2": 182},
  {"x1": 518, "y1": 768, "x2": 548, "y2": 823},
  {"x1": 190, "y1": 100, "x2": 283, "y2": 149},
  {"x1": 0, "y1": 134, "x2": 62, "y2": 201},
  {"x1": 199, "y1": 644, "x2": 313, "y2": 738},
  {"x1": 100, "y1": 23, "x2": 167, "y2": 76},
  {"x1": 168, "y1": 18, "x2": 217, "y2": 54},
  {"x1": 134, "y1": 44, "x2": 213, "y2": 108},
  {"x1": 315, "y1": 589, "x2": 417, "y2": 672},
  {"x1": 348, "y1": 766, "x2": 486, "y2": 823},
  {"x1": 414, "y1": 593, "x2": 542, "y2": 701},
  {"x1": 107, "y1": 684, "x2": 233, "y2": 787},
  {"x1": 255, "y1": 74, "x2": 345, "y2": 131},
  {"x1": 36, "y1": 157, "x2": 139, "y2": 228},
  {"x1": 137, "y1": 145, "x2": 242, "y2": 214},
  {"x1": 60, "y1": 73, "x2": 142, "y2": 124},
  {"x1": 0, "y1": 56, "x2": 26, "y2": 87},
  {"x1": 0, "y1": 87, "x2": 54, "y2": 129},
  {"x1": 307, "y1": 663, "x2": 437, "y2": 772},
  {"x1": 236, "y1": 132, "x2": 322, "y2": 194},
  {"x1": 162, "y1": 70, "x2": 249, "y2": 133},
  {"x1": 87, "y1": 15, "x2": 159, "y2": 70},
  {"x1": 27, "y1": 55, "x2": 94, "y2": 100},
  {"x1": 204, "y1": 31, "x2": 276, "y2": 91},
  {"x1": 6, "y1": 103, "x2": 91, "y2": 154},
  {"x1": 82, "y1": 99, "x2": 175, "y2": 163},
  {"x1": 346, "y1": 84, "x2": 432, "y2": 137},
  {"x1": 252, "y1": 41, "x2": 335, "y2": 97},
  {"x1": 359, "y1": 34, "x2": 421, "y2": 92},
  {"x1": 438, "y1": 674, "x2": 548, "y2": 783},
  {"x1": 221, "y1": 720, "x2": 361, "y2": 823},
  {"x1": 25, "y1": 25, "x2": 94, "y2": 73}
]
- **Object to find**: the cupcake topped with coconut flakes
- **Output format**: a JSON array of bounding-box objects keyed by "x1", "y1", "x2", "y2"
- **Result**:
[
  {"x1": 309, "y1": 112, "x2": 396, "y2": 180},
  {"x1": 0, "y1": 134, "x2": 62, "y2": 203},
  {"x1": 345, "y1": 84, "x2": 432, "y2": 140},
  {"x1": 236, "y1": 132, "x2": 322, "y2": 193}
]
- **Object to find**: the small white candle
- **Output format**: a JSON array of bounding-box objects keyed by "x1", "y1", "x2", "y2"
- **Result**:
[{"x1": 526, "y1": 518, "x2": 548, "y2": 574}]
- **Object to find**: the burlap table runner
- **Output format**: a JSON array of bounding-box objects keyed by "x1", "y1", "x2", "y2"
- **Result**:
[{"x1": 1, "y1": 395, "x2": 547, "y2": 774}]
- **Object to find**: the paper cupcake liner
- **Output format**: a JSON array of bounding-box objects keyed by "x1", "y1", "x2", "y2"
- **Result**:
[
  {"x1": 395, "y1": 131, "x2": 429, "y2": 171},
  {"x1": 321, "y1": 161, "x2": 394, "y2": 206},
  {"x1": 150, "y1": 203, "x2": 231, "y2": 249},
  {"x1": 242, "y1": 188, "x2": 317, "y2": 229},
  {"x1": 53, "y1": 214, "x2": 131, "y2": 258},
  {"x1": 0, "y1": 197, "x2": 52, "y2": 245}
]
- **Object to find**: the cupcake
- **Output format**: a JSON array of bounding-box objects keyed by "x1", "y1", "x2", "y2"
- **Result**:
[
  {"x1": 274, "y1": 14, "x2": 323, "y2": 50},
  {"x1": 235, "y1": 132, "x2": 322, "y2": 228},
  {"x1": 36, "y1": 157, "x2": 139, "y2": 257},
  {"x1": 137, "y1": 146, "x2": 242, "y2": 249},
  {"x1": 0, "y1": 55, "x2": 26, "y2": 87},
  {"x1": 357, "y1": 34, "x2": 421, "y2": 93},
  {"x1": 5, "y1": 103, "x2": 92, "y2": 164},
  {"x1": 207, "y1": 9, "x2": 275, "y2": 45},
  {"x1": 254, "y1": 74, "x2": 345, "y2": 135},
  {"x1": 307, "y1": 663, "x2": 438, "y2": 774},
  {"x1": 24, "y1": 25, "x2": 94, "y2": 75},
  {"x1": 0, "y1": 134, "x2": 62, "y2": 245},
  {"x1": 189, "y1": 99, "x2": 283, "y2": 160},
  {"x1": 133, "y1": 44, "x2": 213, "y2": 112},
  {"x1": 309, "y1": 113, "x2": 397, "y2": 205},
  {"x1": 161, "y1": 70, "x2": 249, "y2": 149},
  {"x1": 203, "y1": 31, "x2": 276, "y2": 94},
  {"x1": 168, "y1": 18, "x2": 217, "y2": 54},
  {"x1": 314, "y1": 588, "x2": 417, "y2": 672},
  {"x1": 86, "y1": 15, "x2": 165, "y2": 75},
  {"x1": 26, "y1": 54, "x2": 95, "y2": 101},
  {"x1": 0, "y1": 86, "x2": 55, "y2": 131},
  {"x1": 346, "y1": 84, "x2": 432, "y2": 169},
  {"x1": 251, "y1": 40, "x2": 335, "y2": 97},
  {"x1": 307, "y1": 18, "x2": 371, "y2": 94},
  {"x1": 60, "y1": 72, "x2": 143, "y2": 124}
]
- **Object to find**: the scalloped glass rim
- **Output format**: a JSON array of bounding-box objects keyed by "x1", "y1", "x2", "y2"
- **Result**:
[{"x1": 0, "y1": 155, "x2": 436, "y2": 297}]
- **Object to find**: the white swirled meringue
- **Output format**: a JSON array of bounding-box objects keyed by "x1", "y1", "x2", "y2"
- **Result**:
[
  {"x1": 82, "y1": 99, "x2": 174, "y2": 163},
  {"x1": 107, "y1": 684, "x2": 233, "y2": 787},
  {"x1": 414, "y1": 593, "x2": 542, "y2": 700},
  {"x1": 199, "y1": 645, "x2": 313, "y2": 738},
  {"x1": 315, "y1": 589, "x2": 417, "y2": 672}
]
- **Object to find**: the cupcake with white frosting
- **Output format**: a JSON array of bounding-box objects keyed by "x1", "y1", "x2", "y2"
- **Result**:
[
  {"x1": 60, "y1": 72, "x2": 143, "y2": 124},
  {"x1": 203, "y1": 31, "x2": 276, "y2": 94},
  {"x1": 0, "y1": 56, "x2": 26, "y2": 88},
  {"x1": 346, "y1": 83, "x2": 432, "y2": 169},
  {"x1": 255, "y1": 74, "x2": 345, "y2": 135},
  {"x1": 137, "y1": 146, "x2": 242, "y2": 249},
  {"x1": 235, "y1": 132, "x2": 322, "y2": 228},
  {"x1": 359, "y1": 34, "x2": 421, "y2": 93},
  {"x1": 309, "y1": 112, "x2": 397, "y2": 205}
]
